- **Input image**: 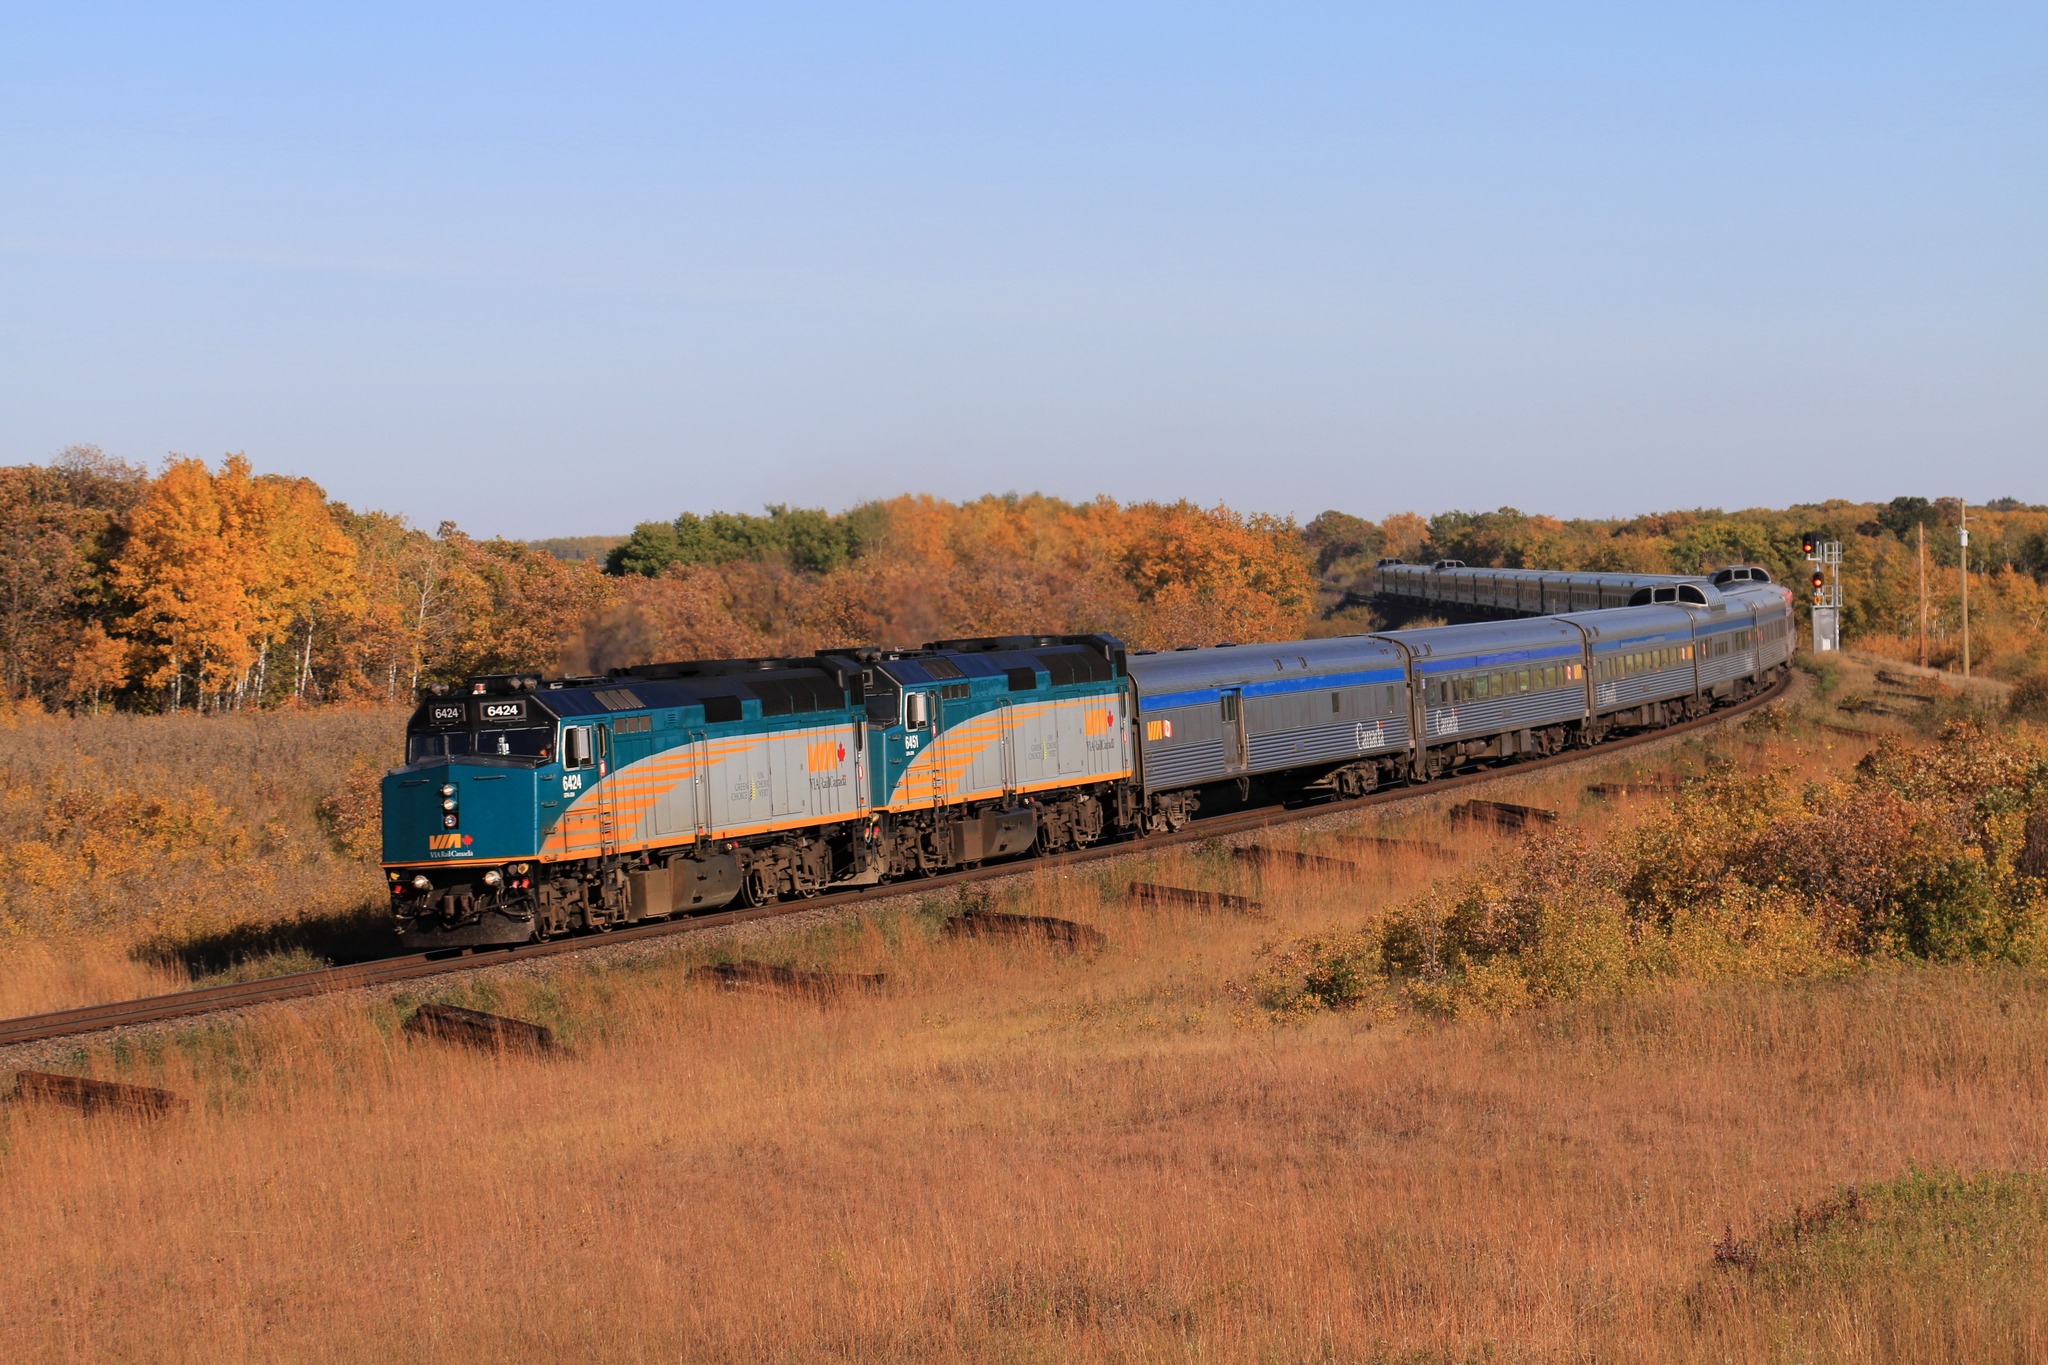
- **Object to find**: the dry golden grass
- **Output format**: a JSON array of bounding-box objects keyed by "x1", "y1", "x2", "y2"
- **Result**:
[
  {"x1": 2, "y1": 923, "x2": 2040, "y2": 1361},
  {"x1": 0, "y1": 705, "x2": 401, "y2": 1013},
  {"x1": 8, "y1": 701, "x2": 2041, "y2": 1362}
]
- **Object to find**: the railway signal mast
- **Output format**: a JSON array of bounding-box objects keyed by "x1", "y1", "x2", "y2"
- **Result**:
[{"x1": 1801, "y1": 530, "x2": 1842, "y2": 652}]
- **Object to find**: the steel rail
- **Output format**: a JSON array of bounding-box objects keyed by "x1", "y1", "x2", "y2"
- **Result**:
[{"x1": 0, "y1": 674, "x2": 1792, "y2": 1048}]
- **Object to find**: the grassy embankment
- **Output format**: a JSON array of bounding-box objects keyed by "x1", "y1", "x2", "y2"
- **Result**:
[
  {"x1": 2, "y1": 659, "x2": 2045, "y2": 1360},
  {"x1": 0, "y1": 705, "x2": 398, "y2": 1015}
]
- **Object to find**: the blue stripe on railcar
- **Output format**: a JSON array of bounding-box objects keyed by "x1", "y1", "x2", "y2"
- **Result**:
[{"x1": 1138, "y1": 665, "x2": 1405, "y2": 713}]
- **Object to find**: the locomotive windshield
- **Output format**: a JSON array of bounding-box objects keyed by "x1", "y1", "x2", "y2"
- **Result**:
[{"x1": 406, "y1": 725, "x2": 555, "y2": 765}]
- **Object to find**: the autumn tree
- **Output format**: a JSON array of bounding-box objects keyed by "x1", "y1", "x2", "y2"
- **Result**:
[
  {"x1": 0, "y1": 446, "x2": 145, "y2": 706},
  {"x1": 111, "y1": 454, "x2": 359, "y2": 711},
  {"x1": 63, "y1": 623, "x2": 129, "y2": 713},
  {"x1": 434, "y1": 530, "x2": 616, "y2": 679}
]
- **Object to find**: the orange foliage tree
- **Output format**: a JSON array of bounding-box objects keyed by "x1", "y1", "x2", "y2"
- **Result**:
[
  {"x1": 111, "y1": 455, "x2": 358, "y2": 711},
  {"x1": 16, "y1": 439, "x2": 2044, "y2": 710},
  {"x1": 591, "y1": 494, "x2": 1316, "y2": 667},
  {"x1": 0, "y1": 447, "x2": 145, "y2": 706}
]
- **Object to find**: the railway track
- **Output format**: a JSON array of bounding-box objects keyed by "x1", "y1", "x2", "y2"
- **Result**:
[{"x1": 0, "y1": 675, "x2": 1793, "y2": 1049}]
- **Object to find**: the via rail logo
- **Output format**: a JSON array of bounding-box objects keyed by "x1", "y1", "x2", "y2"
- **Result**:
[
  {"x1": 806, "y1": 739, "x2": 847, "y2": 773},
  {"x1": 428, "y1": 832, "x2": 475, "y2": 855}
]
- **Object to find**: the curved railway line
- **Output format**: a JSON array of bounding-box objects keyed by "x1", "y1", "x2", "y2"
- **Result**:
[{"x1": 0, "y1": 673, "x2": 1795, "y2": 1049}]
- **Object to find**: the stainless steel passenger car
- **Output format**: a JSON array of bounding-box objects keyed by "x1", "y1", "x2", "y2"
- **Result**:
[
  {"x1": 1377, "y1": 617, "x2": 1590, "y2": 771},
  {"x1": 1559, "y1": 604, "x2": 1703, "y2": 725},
  {"x1": 1376, "y1": 561, "x2": 1715, "y2": 616},
  {"x1": 1126, "y1": 636, "x2": 1411, "y2": 803},
  {"x1": 1127, "y1": 569, "x2": 1795, "y2": 808}
]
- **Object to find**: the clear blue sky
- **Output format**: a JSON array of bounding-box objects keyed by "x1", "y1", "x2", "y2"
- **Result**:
[{"x1": 3, "y1": 3, "x2": 2042, "y2": 538}]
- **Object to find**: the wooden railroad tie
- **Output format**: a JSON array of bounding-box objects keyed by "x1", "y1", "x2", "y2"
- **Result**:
[
  {"x1": 944, "y1": 912, "x2": 1108, "y2": 951},
  {"x1": 1125, "y1": 882, "x2": 1266, "y2": 916},
  {"x1": 1328, "y1": 834, "x2": 1455, "y2": 858},
  {"x1": 1583, "y1": 780, "x2": 1682, "y2": 798},
  {"x1": 1814, "y1": 720, "x2": 1879, "y2": 739},
  {"x1": 11, "y1": 1071, "x2": 186, "y2": 1118},
  {"x1": 686, "y1": 961, "x2": 889, "y2": 998},
  {"x1": 1233, "y1": 845, "x2": 1360, "y2": 874},
  {"x1": 1449, "y1": 799, "x2": 1559, "y2": 831},
  {"x1": 1875, "y1": 669, "x2": 1941, "y2": 691},
  {"x1": 1837, "y1": 697, "x2": 1915, "y2": 717},
  {"x1": 404, "y1": 1002, "x2": 559, "y2": 1054}
]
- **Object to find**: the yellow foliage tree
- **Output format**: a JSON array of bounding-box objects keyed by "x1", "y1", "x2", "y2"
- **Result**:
[
  {"x1": 112, "y1": 455, "x2": 360, "y2": 710},
  {"x1": 62, "y1": 623, "x2": 129, "y2": 714}
]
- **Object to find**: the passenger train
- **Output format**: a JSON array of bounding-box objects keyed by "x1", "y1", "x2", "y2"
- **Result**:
[{"x1": 382, "y1": 565, "x2": 1794, "y2": 947}]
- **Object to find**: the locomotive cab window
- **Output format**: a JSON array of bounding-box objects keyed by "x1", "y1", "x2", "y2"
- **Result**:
[
  {"x1": 864, "y1": 670, "x2": 901, "y2": 725},
  {"x1": 408, "y1": 732, "x2": 473, "y2": 763},
  {"x1": 483, "y1": 726, "x2": 554, "y2": 760},
  {"x1": 563, "y1": 726, "x2": 594, "y2": 769}
]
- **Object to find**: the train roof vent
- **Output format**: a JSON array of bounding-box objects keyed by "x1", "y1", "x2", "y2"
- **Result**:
[
  {"x1": 589, "y1": 687, "x2": 643, "y2": 711},
  {"x1": 1040, "y1": 649, "x2": 1113, "y2": 687},
  {"x1": 745, "y1": 676, "x2": 842, "y2": 717}
]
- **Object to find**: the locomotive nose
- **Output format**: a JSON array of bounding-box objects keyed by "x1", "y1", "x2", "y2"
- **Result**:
[{"x1": 381, "y1": 761, "x2": 538, "y2": 866}]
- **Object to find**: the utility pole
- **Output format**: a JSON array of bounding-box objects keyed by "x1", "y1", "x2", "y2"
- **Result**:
[
  {"x1": 1916, "y1": 521, "x2": 1927, "y2": 667},
  {"x1": 1959, "y1": 500, "x2": 1971, "y2": 679}
]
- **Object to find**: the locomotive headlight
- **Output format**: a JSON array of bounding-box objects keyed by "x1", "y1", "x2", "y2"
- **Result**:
[
  {"x1": 482, "y1": 869, "x2": 504, "y2": 889},
  {"x1": 442, "y1": 814, "x2": 458, "y2": 829},
  {"x1": 440, "y1": 784, "x2": 456, "y2": 797},
  {"x1": 410, "y1": 874, "x2": 432, "y2": 892},
  {"x1": 441, "y1": 797, "x2": 457, "y2": 812}
]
